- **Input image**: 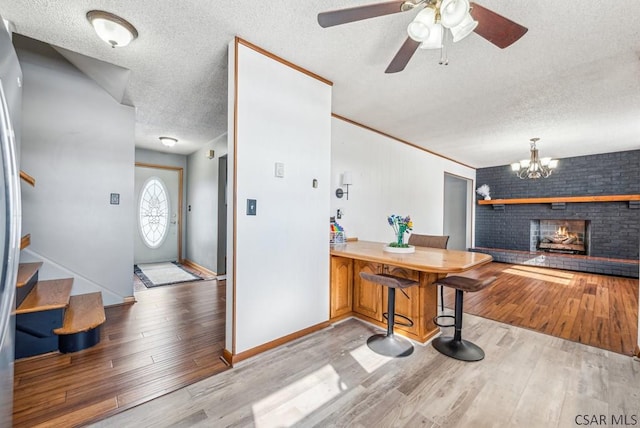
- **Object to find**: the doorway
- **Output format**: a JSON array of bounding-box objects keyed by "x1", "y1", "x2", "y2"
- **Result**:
[
  {"x1": 134, "y1": 163, "x2": 183, "y2": 264},
  {"x1": 443, "y1": 173, "x2": 472, "y2": 250},
  {"x1": 216, "y1": 155, "x2": 227, "y2": 275}
]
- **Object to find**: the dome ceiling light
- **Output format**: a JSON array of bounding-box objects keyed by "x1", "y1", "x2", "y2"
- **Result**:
[
  {"x1": 159, "y1": 137, "x2": 178, "y2": 148},
  {"x1": 86, "y1": 10, "x2": 138, "y2": 48}
]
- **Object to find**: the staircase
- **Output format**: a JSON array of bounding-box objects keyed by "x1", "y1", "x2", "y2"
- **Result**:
[{"x1": 16, "y1": 171, "x2": 106, "y2": 359}]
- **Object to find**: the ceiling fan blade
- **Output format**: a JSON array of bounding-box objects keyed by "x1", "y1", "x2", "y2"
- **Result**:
[
  {"x1": 470, "y1": 2, "x2": 528, "y2": 49},
  {"x1": 318, "y1": 1, "x2": 408, "y2": 28},
  {"x1": 385, "y1": 37, "x2": 421, "y2": 73}
]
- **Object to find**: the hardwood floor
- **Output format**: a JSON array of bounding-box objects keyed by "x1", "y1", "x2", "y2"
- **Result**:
[
  {"x1": 12, "y1": 262, "x2": 637, "y2": 426},
  {"x1": 442, "y1": 262, "x2": 639, "y2": 356},
  {"x1": 92, "y1": 316, "x2": 640, "y2": 428},
  {"x1": 12, "y1": 279, "x2": 227, "y2": 427}
]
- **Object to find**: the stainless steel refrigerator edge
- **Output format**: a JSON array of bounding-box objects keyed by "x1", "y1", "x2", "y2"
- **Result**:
[{"x1": 0, "y1": 16, "x2": 23, "y2": 426}]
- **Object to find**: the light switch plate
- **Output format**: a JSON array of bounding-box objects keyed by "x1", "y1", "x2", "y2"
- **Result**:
[
  {"x1": 275, "y1": 162, "x2": 285, "y2": 178},
  {"x1": 110, "y1": 193, "x2": 120, "y2": 205},
  {"x1": 247, "y1": 199, "x2": 257, "y2": 215}
]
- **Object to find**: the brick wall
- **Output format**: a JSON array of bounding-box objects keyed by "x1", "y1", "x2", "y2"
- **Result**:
[{"x1": 475, "y1": 150, "x2": 640, "y2": 261}]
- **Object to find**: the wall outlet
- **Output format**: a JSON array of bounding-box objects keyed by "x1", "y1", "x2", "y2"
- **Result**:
[{"x1": 110, "y1": 193, "x2": 120, "y2": 205}]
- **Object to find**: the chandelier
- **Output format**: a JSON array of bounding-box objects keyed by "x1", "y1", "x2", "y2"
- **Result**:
[{"x1": 510, "y1": 138, "x2": 558, "y2": 179}]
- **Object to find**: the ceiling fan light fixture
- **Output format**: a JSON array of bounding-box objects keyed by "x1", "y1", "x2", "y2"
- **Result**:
[
  {"x1": 440, "y1": 0, "x2": 469, "y2": 28},
  {"x1": 87, "y1": 10, "x2": 138, "y2": 48},
  {"x1": 407, "y1": 7, "x2": 436, "y2": 42},
  {"x1": 450, "y1": 13, "x2": 478, "y2": 42},
  {"x1": 419, "y1": 23, "x2": 443, "y2": 49}
]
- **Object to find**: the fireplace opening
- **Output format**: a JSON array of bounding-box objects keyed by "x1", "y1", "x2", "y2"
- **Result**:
[{"x1": 530, "y1": 220, "x2": 590, "y2": 255}]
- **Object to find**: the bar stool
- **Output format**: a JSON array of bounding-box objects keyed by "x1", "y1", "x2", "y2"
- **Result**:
[
  {"x1": 407, "y1": 234, "x2": 449, "y2": 315},
  {"x1": 359, "y1": 272, "x2": 419, "y2": 357},
  {"x1": 431, "y1": 275, "x2": 496, "y2": 361}
]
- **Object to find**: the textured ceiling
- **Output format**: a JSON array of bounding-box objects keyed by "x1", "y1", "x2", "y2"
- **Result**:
[{"x1": 1, "y1": 0, "x2": 639, "y2": 167}]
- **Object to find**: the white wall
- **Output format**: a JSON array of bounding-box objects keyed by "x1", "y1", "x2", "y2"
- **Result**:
[
  {"x1": 185, "y1": 134, "x2": 227, "y2": 272},
  {"x1": 16, "y1": 38, "x2": 134, "y2": 305},
  {"x1": 330, "y1": 117, "x2": 476, "y2": 243},
  {"x1": 228, "y1": 41, "x2": 332, "y2": 354}
]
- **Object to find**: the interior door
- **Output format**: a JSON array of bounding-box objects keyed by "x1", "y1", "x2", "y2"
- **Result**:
[
  {"x1": 443, "y1": 173, "x2": 471, "y2": 251},
  {"x1": 134, "y1": 165, "x2": 181, "y2": 264}
]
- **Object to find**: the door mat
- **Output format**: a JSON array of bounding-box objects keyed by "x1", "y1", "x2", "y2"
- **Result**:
[{"x1": 134, "y1": 262, "x2": 203, "y2": 288}]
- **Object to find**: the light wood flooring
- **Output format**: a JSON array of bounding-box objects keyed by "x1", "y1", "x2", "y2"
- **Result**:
[
  {"x1": 12, "y1": 278, "x2": 227, "y2": 427},
  {"x1": 441, "y1": 262, "x2": 639, "y2": 355},
  {"x1": 92, "y1": 316, "x2": 640, "y2": 428},
  {"x1": 13, "y1": 263, "x2": 638, "y2": 426}
]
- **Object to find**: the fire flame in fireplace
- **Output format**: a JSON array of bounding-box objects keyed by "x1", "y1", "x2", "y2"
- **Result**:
[{"x1": 556, "y1": 226, "x2": 568, "y2": 237}]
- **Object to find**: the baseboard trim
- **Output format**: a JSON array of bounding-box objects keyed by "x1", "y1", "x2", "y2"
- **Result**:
[
  {"x1": 182, "y1": 259, "x2": 217, "y2": 277},
  {"x1": 228, "y1": 321, "x2": 331, "y2": 365},
  {"x1": 222, "y1": 349, "x2": 233, "y2": 367},
  {"x1": 105, "y1": 296, "x2": 136, "y2": 308}
]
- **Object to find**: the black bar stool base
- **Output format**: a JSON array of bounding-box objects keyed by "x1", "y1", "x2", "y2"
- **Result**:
[
  {"x1": 433, "y1": 314, "x2": 455, "y2": 328},
  {"x1": 367, "y1": 334, "x2": 414, "y2": 358},
  {"x1": 432, "y1": 336, "x2": 484, "y2": 362}
]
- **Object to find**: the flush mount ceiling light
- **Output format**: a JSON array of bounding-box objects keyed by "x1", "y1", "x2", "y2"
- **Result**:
[
  {"x1": 159, "y1": 137, "x2": 178, "y2": 148},
  {"x1": 511, "y1": 138, "x2": 558, "y2": 179},
  {"x1": 86, "y1": 10, "x2": 138, "y2": 48}
]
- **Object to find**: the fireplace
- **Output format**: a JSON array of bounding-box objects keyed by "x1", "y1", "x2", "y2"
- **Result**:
[{"x1": 530, "y1": 220, "x2": 590, "y2": 255}]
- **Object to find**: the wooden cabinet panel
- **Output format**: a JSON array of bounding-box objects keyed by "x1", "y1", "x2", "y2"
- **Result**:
[
  {"x1": 382, "y1": 265, "x2": 421, "y2": 336},
  {"x1": 330, "y1": 256, "x2": 353, "y2": 319},
  {"x1": 353, "y1": 260, "x2": 383, "y2": 321}
]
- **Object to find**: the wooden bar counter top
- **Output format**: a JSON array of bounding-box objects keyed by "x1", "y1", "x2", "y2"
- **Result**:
[
  {"x1": 329, "y1": 241, "x2": 493, "y2": 343},
  {"x1": 330, "y1": 240, "x2": 493, "y2": 273}
]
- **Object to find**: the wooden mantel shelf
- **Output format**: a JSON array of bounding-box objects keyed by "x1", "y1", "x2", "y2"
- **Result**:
[{"x1": 478, "y1": 194, "x2": 640, "y2": 205}]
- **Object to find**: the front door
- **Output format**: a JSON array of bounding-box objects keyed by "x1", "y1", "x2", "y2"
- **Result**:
[{"x1": 134, "y1": 164, "x2": 182, "y2": 264}]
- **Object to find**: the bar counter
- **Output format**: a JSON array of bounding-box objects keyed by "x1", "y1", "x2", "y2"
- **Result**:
[{"x1": 329, "y1": 241, "x2": 493, "y2": 343}]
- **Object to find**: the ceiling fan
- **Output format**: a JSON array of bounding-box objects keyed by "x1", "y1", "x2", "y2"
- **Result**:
[{"x1": 318, "y1": 0, "x2": 528, "y2": 73}]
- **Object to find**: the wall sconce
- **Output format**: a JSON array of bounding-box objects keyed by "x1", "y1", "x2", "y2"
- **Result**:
[
  {"x1": 206, "y1": 149, "x2": 215, "y2": 159},
  {"x1": 335, "y1": 172, "x2": 353, "y2": 200}
]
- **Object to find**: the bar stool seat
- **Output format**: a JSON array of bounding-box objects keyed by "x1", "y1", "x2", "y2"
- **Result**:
[
  {"x1": 359, "y1": 272, "x2": 419, "y2": 358},
  {"x1": 432, "y1": 275, "x2": 496, "y2": 362}
]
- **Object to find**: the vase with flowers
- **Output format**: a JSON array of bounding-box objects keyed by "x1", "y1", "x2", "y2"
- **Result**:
[{"x1": 384, "y1": 214, "x2": 415, "y2": 253}]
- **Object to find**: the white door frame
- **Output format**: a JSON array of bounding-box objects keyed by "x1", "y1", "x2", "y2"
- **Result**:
[{"x1": 135, "y1": 162, "x2": 184, "y2": 262}]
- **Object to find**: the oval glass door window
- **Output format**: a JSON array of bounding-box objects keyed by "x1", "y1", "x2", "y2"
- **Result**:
[{"x1": 138, "y1": 177, "x2": 170, "y2": 249}]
